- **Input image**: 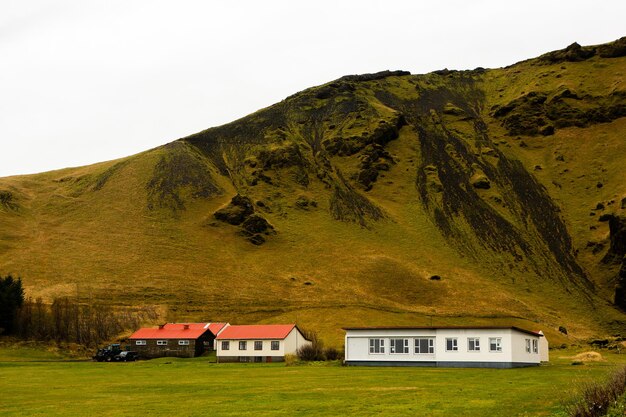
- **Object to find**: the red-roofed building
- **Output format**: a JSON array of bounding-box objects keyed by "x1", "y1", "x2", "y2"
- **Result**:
[
  {"x1": 129, "y1": 322, "x2": 228, "y2": 358},
  {"x1": 216, "y1": 324, "x2": 311, "y2": 363}
]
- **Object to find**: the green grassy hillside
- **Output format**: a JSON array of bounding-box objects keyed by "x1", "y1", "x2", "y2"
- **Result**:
[{"x1": 1, "y1": 39, "x2": 626, "y2": 346}]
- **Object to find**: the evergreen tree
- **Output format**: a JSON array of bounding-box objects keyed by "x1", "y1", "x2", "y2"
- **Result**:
[{"x1": 0, "y1": 275, "x2": 24, "y2": 334}]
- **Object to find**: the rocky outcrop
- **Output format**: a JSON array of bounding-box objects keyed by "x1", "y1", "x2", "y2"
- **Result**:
[
  {"x1": 492, "y1": 90, "x2": 626, "y2": 136},
  {"x1": 470, "y1": 174, "x2": 491, "y2": 190},
  {"x1": 338, "y1": 70, "x2": 411, "y2": 83},
  {"x1": 599, "y1": 215, "x2": 626, "y2": 310},
  {"x1": 214, "y1": 194, "x2": 254, "y2": 225},
  {"x1": 323, "y1": 114, "x2": 406, "y2": 156},
  {"x1": 355, "y1": 143, "x2": 395, "y2": 191},
  {"x1": 536, "y1": 38, "x2": 626, "y2": 64},
  {"x1": 492, "y1": 92, "x2": 554, "y2": 136},
  {"x1": 597, "y1": 36, "x2": 626, "y2": 58},
  {"x1": 603, "y1": 215, "x2": 626, "y2": 264},
  {"x1": 240, "y1": 214, "x2": 275, "y2": 245},
  {"x1": 616, "y1": 257, "x2": 626, "y2": 310},
  {"x1": 247, "y1": 142, "x2": 310, "y2": 187},
  {"x1": 214, "y1": 195, "x2": 275, "y2": 245},
  {"x1": 256, "y1": 142, "x2": 306, "y2": 170},
  {"x1": 538, "y1": 42, "x2": 596, "y2": 63}
]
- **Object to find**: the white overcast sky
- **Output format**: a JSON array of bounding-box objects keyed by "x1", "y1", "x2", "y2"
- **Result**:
[{"x1": 1, "y1": 1, "x2": 625, "y2": 177}]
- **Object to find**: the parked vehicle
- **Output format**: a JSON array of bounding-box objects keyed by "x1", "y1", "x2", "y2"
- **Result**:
[
  {"x1": 114, "y1": 350, "x2": 139, "y2": 362},
  {"x1": 93, "y1": 344, "x2": 138, "y2": 362}
]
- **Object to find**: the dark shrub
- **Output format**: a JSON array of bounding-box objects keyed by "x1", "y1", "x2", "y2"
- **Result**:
[
  {"x1": 297, "y1": 344, "x2": 324, "y2": 361},
  {"x1": 566, "y1": 365, "x2": 626, "y2": 417},
  {"x1": 324, "y1": 347, "x2": 342, "y2": 361},
  {"x1": 297, "y1": 329, "x2": 324, "y2": 361}
]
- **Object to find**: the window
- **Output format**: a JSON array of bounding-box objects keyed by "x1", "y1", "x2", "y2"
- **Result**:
[
  {"x1": 369, "y1": 338, "x2": 385, "y2": 354},
  {"x1": 271, "y1": 341, "x2": 280, "y2": 351},
  {"x1": 221, "y1": 341, "x2": 230, "y2": 350},
  {"x1": 254, "y1": 356, "x2": 263, "y2": 363},
  {"x1": 525, "y1": 339, "x2": 531, "y2": 353},
  {"x1": 468, "y1": 338, "x2": 480, "y2": 352},
  {"x1": 156, "y1": 340, "x2": 167, "y2": 346},
  {"x1": 414, "y1": 338, "x2": 435, "y2": 354},
  {"x1": 135, "y1": 340, "x2": 146, "y2": 346},
  {"x1": 254, "y1": 341, "x2": 263, "y2": 351},
  {"x1": 489, "y1": 338, "x2": 502, "y2": 352},
  {"x1": 445, "y1": 338, "x2": 458, "y2": 352},
  {"x1": 390, "y1": 338, "x2": 409, "y2": 354},
  {"x1": 239, "y1": 341, "x2": 247, "y2": 350},
  {"x1": 179, "y1": 340, "x2": 190, "y2": 346},
  {"x1": 532, "y1": 339, "x2": 538, "y2": 354}
]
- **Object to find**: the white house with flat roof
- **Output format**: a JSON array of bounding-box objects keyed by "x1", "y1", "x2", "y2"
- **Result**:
[{"x1": 344, "y1": 326, "x2": 548, "y2": 368}]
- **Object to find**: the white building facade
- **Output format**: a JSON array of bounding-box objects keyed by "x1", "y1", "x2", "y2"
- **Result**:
[
  {"x1": 344, "y1": 326, "x2": 548, "y2": 368},
  {"x1": 216, "y1": 324, "x2": 311, "y2": 363}
]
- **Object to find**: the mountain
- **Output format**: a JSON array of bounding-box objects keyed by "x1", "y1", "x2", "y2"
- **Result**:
[{"x1": 1, "y1": 38, "x2": 626, "y2": 345}]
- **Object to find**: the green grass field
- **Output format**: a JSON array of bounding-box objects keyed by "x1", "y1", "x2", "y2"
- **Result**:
[{"x1": 1, "y1": 346, "x2": 624, "y2": 416}]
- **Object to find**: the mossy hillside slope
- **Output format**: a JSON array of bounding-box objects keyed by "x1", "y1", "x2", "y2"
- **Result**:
[{"x1": 1, "y1": 41, "x2": 626, "y2": 344}]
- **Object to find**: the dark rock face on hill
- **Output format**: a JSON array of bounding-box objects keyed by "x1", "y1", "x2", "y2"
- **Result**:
[
  {"x1": 214, "y1": 194, "x2": 275, "y2": 244},
  {"x1": 616, "y1": 260, "x2": 626, "y2": 310},
  {"x1": 214, "y1": 194, "x2": 254, "y2": 225},
  {"x1": 492, "y1": 90, "x2": 626, "y2": 136},
  {"x1": 602, "y1": 215, "x2": 626, "y2": 310},
  {"x1": 603, "y1": 215, "x2": 626, "y2": 264},
  {"x1": 538, "y1": 42, "x2": 596, "y2": 63},
  {"x1": 537, "y1": 37, "x2": 626, "y2": 63},
  {"x1": 338, "y1": 70, "x2": 411, "y2": 82}
]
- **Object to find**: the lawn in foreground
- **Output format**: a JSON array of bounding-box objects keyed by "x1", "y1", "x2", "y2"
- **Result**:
[{"x1": 0, "y1": 348, "x2": 624, "y2": 416}]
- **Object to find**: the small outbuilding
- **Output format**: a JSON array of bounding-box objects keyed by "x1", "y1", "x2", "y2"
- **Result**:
[
  {"x1": 344, "y1": 326, "x2": 548, "y2": 368},
  {"x1": 129, "y1": 322, "x2": 228, "y2": 358},
  {"x1": 216, "y1": 324, "x2": 311, "y2": 363}
]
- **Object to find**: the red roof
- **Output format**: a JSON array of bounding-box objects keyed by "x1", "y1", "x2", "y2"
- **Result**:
[
  {"x1": 208, "y1": 322, "x2": 228, "y2": 335},
  {"x1": 130, "y1": 322, "x2": 228, "y2": 340},
  {"x1": 216, "y1": 324, "x2": 299, "y2": 340}
]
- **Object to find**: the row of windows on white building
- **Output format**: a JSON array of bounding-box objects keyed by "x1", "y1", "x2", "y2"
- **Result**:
[
  {"x1": 221, "y1": 340, "x2": 281, "y2": 351},
  {"x1": 368, "y1": 337, "x2": 538, "y2": 354}
]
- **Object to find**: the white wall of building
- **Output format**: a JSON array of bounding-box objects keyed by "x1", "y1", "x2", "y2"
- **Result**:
[
  {"x1": 538, "y1": 331, "x2": 550, "y2": 362},
  {"x1": 217, "y1": 338, "x2": 284, "y2": 357},
  {"x1": 284, "y1": 328, "x2": 311, "y2": 355},
  {"x1": 216, "y1": 328, "x2": 311, "y2": 359},
  {"x1": 510, "y1": 330, "x2": 541, "y2": 363},
  {"x1": 345, "y1": 328, "x2": 542, "y2": 366}
]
